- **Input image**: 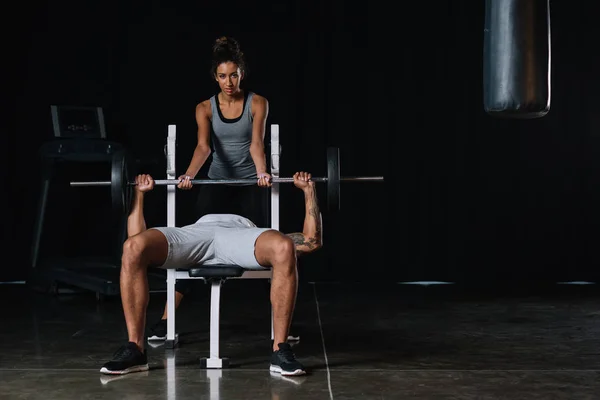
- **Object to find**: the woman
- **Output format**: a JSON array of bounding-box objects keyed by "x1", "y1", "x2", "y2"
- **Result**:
[{"x1": 148, "y1": 36, "x2": 272, "y2": 341}]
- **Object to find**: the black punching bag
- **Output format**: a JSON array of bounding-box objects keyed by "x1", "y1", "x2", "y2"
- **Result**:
[{"x1": 483, "y1": 0, "x2": 551, "y2": 118}]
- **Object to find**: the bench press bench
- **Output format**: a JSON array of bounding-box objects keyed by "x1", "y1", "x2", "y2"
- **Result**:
[
  {"x1": 161, "y1": 124, "x2": 281, "y2": 368},
  {"x1": 186, "y1": 265, "x2": 245, "y2": 368}
]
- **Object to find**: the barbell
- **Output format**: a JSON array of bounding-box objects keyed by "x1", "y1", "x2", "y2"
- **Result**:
[{"x1": 70, "y1": 147, "x2": 384, "y2": 215}]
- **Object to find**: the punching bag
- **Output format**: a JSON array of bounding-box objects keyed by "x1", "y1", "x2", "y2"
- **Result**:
[{"x1": 483, "y1": 0, "x2": 551, "y2": 118}]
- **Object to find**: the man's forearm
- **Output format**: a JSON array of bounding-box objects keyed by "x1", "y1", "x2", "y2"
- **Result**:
[
  {"x1": 127, "y1": 192, "x2": 147, "y2": 237},
  {"x1": 286, "y1": 184, "x2": 323, "y2": 254},
  {"x1": 302, "y1": 186, "x2": 322, "y2": 244}
]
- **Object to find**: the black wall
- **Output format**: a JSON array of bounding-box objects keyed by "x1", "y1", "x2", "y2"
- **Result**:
[{"x1": 3, "y1": 1, "x2": 600, "y2": 286}]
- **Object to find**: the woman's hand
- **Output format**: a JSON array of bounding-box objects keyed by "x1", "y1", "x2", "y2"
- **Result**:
[
  {"x1": 177, "y1": 174, "x2": 193, "y2": 190},
  {"x1": 257, "y1": 172, "x2": 272, "y2": 188}
]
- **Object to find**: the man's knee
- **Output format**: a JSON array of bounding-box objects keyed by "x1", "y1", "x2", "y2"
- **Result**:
[
  {"x1": 274, "y1": 235, "x2": 295, "y2": 258},
  {"x1": 268, "y1": 234, "x2": 296, "y2": 264},
  {"x1": 255, "y1": 231, "x2": 296, "y2": 267},
  {"x1": 121, "y1": 229, "x2": 168, "y2": 269},
  {"x1": 122, "y1": 236, "x2": 146, "y2": 267}
]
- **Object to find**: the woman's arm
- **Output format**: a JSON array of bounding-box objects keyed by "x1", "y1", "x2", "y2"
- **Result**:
[
  {"x1": 249, "y1": 94, "x2": 269, "y2": 176},
  {"x1": 182, "y1": 101, "x2": 212, "y2": 179}
]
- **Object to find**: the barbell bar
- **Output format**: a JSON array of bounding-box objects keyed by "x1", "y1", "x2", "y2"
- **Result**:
[
  {"x1": 70, "y1": 176, "x2": 382, "y2": 186},
  {"x1": 70, "y1": 147, "x2": 384, "y2": 215}
]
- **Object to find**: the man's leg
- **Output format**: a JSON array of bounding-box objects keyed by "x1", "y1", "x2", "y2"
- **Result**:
[
  {"x1": 120, "y1": 229, "x2": 169, "y2": 348},
  {"x1": 147, "y1": 280, "x2": 190, "y2": 341},
  {"x1": 160, "y1": 289, "x2": 185, "y2": 320},
  {"x1": 254, "y1": 230, "x2": 305, "y2": 376},
  {"x1": 100, "y1": 229, "x2": 168, "y2": 374}
]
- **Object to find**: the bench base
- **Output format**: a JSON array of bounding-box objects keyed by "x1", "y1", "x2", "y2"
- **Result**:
[
  {"x1": 200, "y1": 357, "x2": 230, "y2": 369},
  {"x1": 165, "y1": 333, "x2": 179, "y2": 349}
]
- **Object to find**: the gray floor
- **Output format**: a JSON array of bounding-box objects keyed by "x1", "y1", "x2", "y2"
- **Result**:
[{"x1": 2, "y1": 278, "x2": 600, "y2": 399}]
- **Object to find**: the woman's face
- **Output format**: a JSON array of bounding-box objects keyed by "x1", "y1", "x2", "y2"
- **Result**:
[{"x1": 215, "y1": 62, "x2": 243, "y2": 95}]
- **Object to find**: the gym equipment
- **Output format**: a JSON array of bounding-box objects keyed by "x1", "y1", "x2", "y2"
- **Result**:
[
  {"x1": 163, "y1": 123, "x2": 282, "y2": 354},
  {"x1": 29, "y1": 106, "x2": 168, "y2": 300},
  {"x1": 70, "y1": 146, "x2": 384, "y2": 215},
  {"x1": 483, "y1": 0, "x2": 551, "y2": 118}
]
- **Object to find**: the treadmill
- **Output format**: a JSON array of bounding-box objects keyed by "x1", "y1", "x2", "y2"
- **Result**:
[{"x1": 29, "y1": 105, "x2": 166, "y2": 300}]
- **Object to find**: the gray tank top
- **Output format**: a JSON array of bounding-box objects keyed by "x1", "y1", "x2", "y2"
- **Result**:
[{"x1": 208, "y1": 91, "x2": 256, "y2": 181}]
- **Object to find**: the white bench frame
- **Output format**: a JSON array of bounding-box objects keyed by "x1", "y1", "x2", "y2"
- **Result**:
[{"x1": 163, "y1": 124, "x2": 280, "y2": 368}]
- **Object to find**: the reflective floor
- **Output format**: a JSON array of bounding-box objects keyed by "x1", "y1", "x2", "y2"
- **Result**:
[{"x1": 2, "y1": 278, "x2": 600, "y2": 399}]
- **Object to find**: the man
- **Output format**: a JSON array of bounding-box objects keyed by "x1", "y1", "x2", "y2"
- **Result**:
[{"x1": 100, "y1": 171, "x2": 322, "y2": 376}]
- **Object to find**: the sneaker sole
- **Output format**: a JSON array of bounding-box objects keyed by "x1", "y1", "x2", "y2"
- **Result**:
[
  {"x1": 269, "y1": 364, "x2": 306, "y2": 376},
  {"x1": 147, "y1": 335, "x2": 166, "y2": 341},
  {"x1": 100, "y1": 364, "x2": 149, "y2": 375}
]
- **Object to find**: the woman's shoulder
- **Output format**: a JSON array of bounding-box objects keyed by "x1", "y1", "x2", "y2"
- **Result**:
[
  {"x1": 249, "y1": 92, "x2": 268, "y2": 106},
  {"x1": 195, "y1": 98, "x2": 213, "y2": 116}
]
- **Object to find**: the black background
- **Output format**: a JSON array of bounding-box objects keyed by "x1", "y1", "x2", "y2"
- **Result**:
[{"x1": 3, "y1": 0, "x2": 600, "y2": 286}]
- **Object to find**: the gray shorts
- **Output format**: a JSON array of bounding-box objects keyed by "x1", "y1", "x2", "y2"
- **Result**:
[{"x1": 150, "y1": 224, "x2": 273, "y2": 270}]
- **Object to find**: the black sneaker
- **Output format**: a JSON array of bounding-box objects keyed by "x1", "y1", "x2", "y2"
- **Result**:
[
  {"x1": 100, "y1": 342, "x2": 149, "y2": 375},
  {"x1": 147, "y1": 319, "x2": 167, "y2": 341},
  {"x1": 269, "y1": 342, "x2": 306, "y2": 376}
]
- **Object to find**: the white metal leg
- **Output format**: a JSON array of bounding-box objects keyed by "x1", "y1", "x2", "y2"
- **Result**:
[
  {"x1": 166, "y1": 269, "x2": 178, "y2": 346},
  {"x1": 270, "y1": 124, "x2": 280, "y2": 341},
  {"x1": 269, "y1": 125, "x2": 299, "y2": 343},
  {"x1": 270, "y1": 124, "x2": 280, "y2": 232},
  {"x1": 209, "y1": 281, "x2": 221, "y2": 360},
  {"x1": 165, "y1": 125, "x2": 178, "y2": 348},
  {"x1": 201, "y1": 280, "x2": 229, "y2": 368}
]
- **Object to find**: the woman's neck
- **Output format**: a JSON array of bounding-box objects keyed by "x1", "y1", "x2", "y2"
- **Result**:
[{"x1": 219, "y1": 89, "x2": 244, "y2": 104}]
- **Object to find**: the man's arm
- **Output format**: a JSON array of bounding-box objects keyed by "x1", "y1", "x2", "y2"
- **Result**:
[
  {"x1": 286, "y1": 173, "x2": 323, "y2": 255},
  {"x1": 249, "y1": 94, "x2": 269, "y2": 176},
  {"x1": 127, "y1": 191, "x2": 146, "y2": 237},
  {"x1": 127, "y1": 174, "x2": 155, "y2": 237}
]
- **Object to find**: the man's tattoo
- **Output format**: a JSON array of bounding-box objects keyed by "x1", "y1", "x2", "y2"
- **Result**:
[
  {"x1": 307, "y1": 207, "x2": 321, "y2": 247},
  {"x1": 285, "y1": 188, "x2": 322, "y2": 255},
  {"x1": 287, "y1": 233, "x2": 306, "y2": 246},
  {"x1": 307, "y1": 188, "x2": 322, "y2": 244}
]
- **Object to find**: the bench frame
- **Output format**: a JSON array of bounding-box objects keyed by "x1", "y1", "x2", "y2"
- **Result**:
[{"x1": 163, "y1": 124, "x2": 281, "y2": 368}]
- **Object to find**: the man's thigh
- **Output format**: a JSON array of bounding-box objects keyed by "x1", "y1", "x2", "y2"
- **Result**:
[
  {"x1": 214, "y1": 227, "x2": 275, "y2": 269},
  {"x1": 149, "y1": 225, "x2": 216, "y2": 269},
  {"x1": 249, "y1": 229, "x2": 292, "y2": 269}
]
